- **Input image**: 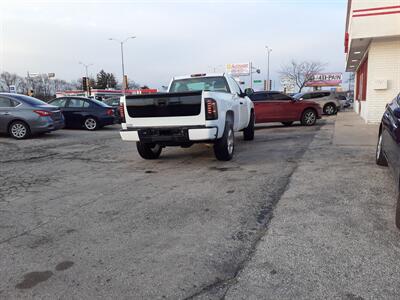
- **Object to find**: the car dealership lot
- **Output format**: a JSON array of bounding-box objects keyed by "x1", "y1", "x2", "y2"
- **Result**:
[{"x1": 1, "y1": 117, "x2": 399, "y2": 299}]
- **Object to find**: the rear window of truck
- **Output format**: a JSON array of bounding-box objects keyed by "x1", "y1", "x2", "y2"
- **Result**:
[{"x1": 169, "y1": 77, "x2": 230, "y2": 93}]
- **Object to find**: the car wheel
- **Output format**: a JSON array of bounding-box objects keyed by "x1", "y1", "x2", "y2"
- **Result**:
[
  {"x1": 9, "y1": 121, "x2": 30, "y2": 139},
  {"x1": 243, "y1": 110, "x2": 255, "y2": 141},
  {"x1": 282, "y1": 121, "x2": 294, "y2": 126},
  {"x1": 376, "y1": 131, "x2": 388, "y2": 166},
  {"x1": 214, "y1": 121, "x2": 234, "y2": 161},
  {"x1": 84, "y1": 117, "x2": 98, "y2": 131},
  {"x1": 136, "y1": 142, "x2": 162, "y2": 159},
  {"x1": 323, "y1": 103, "x2": 337, "y2": 115},
  {"x1": 396, "y1": 187, "x2": 400, "y2": 230},
  {"x1": 301, "y1": 109, "x2": 317, "y2": 126}
]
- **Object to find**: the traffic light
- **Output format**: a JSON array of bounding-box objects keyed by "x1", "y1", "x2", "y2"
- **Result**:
[
  {"x1": 123, "y1": 75, "x2": 128, "y2": 90},
  {"x1": 82, "y1": 77, "x2": 88, "y2": 91}
]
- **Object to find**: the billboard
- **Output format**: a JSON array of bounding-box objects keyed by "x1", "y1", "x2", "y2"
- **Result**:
[
  {"x1": 226, "y1": 63, "x2": 250, "y2": 76},
  {"x1": 305, "y1": 73, "x2": 342, "y2": 87}
]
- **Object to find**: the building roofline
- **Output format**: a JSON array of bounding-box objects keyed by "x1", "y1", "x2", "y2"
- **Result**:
[{"x1": 345, "y1": 0, "x2": 352, "y2": 32}]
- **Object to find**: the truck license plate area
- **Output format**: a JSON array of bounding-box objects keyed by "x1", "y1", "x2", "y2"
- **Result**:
[{"x1": 138, "y1": 128, "x2": 189, "y2": 142}]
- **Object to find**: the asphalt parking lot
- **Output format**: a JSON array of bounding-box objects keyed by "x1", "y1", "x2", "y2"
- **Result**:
[{"x1": 1, "y1": 117, "x2": 399, "y2": 299}]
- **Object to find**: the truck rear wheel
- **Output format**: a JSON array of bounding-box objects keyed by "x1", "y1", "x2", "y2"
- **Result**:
[
  {"x1": 243, "y1": 110, "x2": 255, "y2": 141},
  {"x1": 136, "y1": 142, "x2": 162, "y2": 159},
  {"x1": 214, "y1": 122, "x2": 234, "y2": 161}
]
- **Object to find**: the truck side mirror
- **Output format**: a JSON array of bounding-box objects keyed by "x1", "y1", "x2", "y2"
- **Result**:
[{"x1": 244, "y1": 88, "x2": 254, "y2": 96}]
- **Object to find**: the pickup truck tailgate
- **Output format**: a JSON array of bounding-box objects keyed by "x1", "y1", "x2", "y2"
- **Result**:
[{"x1": 124, "y1": 91, "x2": 207, "y2": 127}]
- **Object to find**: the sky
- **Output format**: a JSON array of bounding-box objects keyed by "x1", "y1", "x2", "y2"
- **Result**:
[{"x1": 0, "y1": 0, "x2": 348, "y2": 90}]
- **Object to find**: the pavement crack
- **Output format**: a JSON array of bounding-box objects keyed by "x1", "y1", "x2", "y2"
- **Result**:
[
  {"x1": 0, "y1": 153, "x2": 58, "y2": 164},
  {"x1": 184, "y1": 125, "x2": 323, "y2": 300}
]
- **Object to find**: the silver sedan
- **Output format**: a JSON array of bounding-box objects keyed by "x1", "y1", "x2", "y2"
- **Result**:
[{"x1": 0, "y1": 93, "x2": 65, "y2": 139}]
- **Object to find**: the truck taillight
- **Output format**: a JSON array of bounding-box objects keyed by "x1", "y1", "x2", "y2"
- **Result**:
[
  {"x1": 205, "y1": 98, "x2": 218, "y2": 120},
  {"x1": 119, "y1": 103, "x2": 126, "y2": 123}
]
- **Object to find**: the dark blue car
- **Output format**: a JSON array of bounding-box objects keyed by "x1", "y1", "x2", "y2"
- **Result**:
[
  {"x1": 48, "y1": 96, "x2": 117, "y2": 130},
  {"x1": 376, "y1": 92, "x2": 400, "y2": 228}
]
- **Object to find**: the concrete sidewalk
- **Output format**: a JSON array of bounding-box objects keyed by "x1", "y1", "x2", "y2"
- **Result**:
[
  {"x1": 224, "y1": 115, "x2": 400, "y2": 299},
  {"x1": 333, "y1": 111, "x2": 379, "y2": 147}
]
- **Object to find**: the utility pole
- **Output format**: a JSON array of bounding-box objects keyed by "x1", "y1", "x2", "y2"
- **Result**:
[
  {"x1": 265, "y1": 46, "x2": 272, "y2": 91},
  {"x1": 79, "y1": 61, "x2": 93, "y2": 96},
  {"x1": 250, "y1": 62, "x2": 253, "y2": 89},
  {"x1": 109, "y1": 36, "x2": 136, "y2": 94}
]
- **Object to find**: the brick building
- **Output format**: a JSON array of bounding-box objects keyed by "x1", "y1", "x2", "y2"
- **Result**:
[{"x1": 345, "y1": 0, "x2": 400, "y2": 123}]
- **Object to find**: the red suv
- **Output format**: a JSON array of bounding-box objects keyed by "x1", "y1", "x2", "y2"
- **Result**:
[{"x1": 249, "y1": 91, "x2": 322, "y2": 126}]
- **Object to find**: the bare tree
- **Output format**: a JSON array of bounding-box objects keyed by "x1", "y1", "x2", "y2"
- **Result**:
[
  {"x1": 0, "y1": 72, "x2": 18, "y2": 91},
  {"x1": 280, "y1": 60, "x2": 326, "y2": 92}
]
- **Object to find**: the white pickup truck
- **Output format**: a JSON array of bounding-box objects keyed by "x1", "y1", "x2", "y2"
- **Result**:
[{"x1": 119, "y1": 73, "x2": 255, "y2": 161}]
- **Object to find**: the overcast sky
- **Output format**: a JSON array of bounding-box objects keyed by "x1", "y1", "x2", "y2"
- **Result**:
[{"x1": 0, "y1": 0, "x2": 347, "y2": 90}]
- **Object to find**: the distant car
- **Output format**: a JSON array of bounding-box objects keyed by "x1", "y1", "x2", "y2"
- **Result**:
[
  {"x1": 48, "y1": 96, "x2": 117, "y2": 130},
  {"x1": 249, "y1": 91, "x2": 322, "y2": 126},
  {"x1": 376, "y1": 92, "x2": 400, "y2": 229},
  {"x1": 293, "y1": 91, "x2": 341, "y2": 115},
  {"x1": 0, "y1": 93, "x2": 64, "y2": 139},
  {"x1": 335, "y1": 94, "x2": 348, "y2": 109}
]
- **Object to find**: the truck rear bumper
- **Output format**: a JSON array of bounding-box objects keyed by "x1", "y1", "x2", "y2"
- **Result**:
[{"x1": 120, "y1": 127, "x2": 218, "y2": 143}]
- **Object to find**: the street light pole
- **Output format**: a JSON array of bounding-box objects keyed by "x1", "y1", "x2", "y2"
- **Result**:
[
  {"x1": 109, "y1": 36, "x2": 136, "y2": 94},
  {"x1": 265, "y1": 46, "x2": 272, "y2": 91}
]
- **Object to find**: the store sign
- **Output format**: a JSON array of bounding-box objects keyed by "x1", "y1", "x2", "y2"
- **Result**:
[
  {"x1": 226, "y1": 63, "x2": 250, "y2": 76},
  {"x1": 305, "y1": 73, "x2": 342, "y2": 87}
]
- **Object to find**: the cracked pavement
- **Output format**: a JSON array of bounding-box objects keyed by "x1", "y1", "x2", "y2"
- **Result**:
[{"x1": 1, "y1": 118, "x2": 398, "y2": 299}]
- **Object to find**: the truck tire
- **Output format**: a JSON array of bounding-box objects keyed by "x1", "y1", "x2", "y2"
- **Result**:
[
  {"x1": 136, "y1": 142, "x2": 162, "y2": 159},
  {"x1": 214, "y1": 121, "x2": 234, "y2": 161},
  {"x1": 243, "y1": 110, "x2": 255, "y2": 141}
]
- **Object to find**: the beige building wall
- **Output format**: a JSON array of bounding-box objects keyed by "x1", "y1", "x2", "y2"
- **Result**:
[{"x1": 365, "y1": 37, "x2": 400, "y2": 123}]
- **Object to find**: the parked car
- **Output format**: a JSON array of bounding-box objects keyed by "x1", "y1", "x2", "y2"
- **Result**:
[
  {"x1": 119, "y1": 73, "x2": 255, "y2": 161},
  {"x1": 249, "y1": 91, "x2": 322, "y2": 126},
  {"x1": 48, "y1": 96, "x2": 117, "y2": 130},
  {"x1": 0, "y1": 93, "x2": 64, "y2": 139},
  {"x1": 103, "y1": 97, "x2": 122, "y2": 123},
  {"x1": 376, "y1": 92, "x2": 400, "y2": 229},
  {"x1": 293, "y1": 91, "x2": 341, "y2": 115}
]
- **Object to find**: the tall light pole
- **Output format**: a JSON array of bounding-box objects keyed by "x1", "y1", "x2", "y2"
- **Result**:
[
  {"x1": 265, "y1": 46, "x2": 272, "y2": 91},
  {"x1": 109, "y1": 36, "x2": 136, "y2": 93},
  {"x1": 79, "y1": 61, "x2": 93, "y2": 79}
]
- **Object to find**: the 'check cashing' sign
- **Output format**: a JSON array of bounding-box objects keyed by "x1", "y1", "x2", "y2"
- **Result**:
[{"x1": 226, "y1": 63, "x2": 250, "y2": 76}]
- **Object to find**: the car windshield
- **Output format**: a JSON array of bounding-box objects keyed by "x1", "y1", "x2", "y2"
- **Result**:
[
  {"x1": 104, "y1": 98, "x2": 120, "y2": 106},
  {"x1": 12, "y1": 94, "x2": 49, "y2": 106},
  {"x1": 169, "y1": 77, "x2": 229, "y2": 93}
]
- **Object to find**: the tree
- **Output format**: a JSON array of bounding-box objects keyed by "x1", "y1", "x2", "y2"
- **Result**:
[
  {"x1": 279, "y1": 60, "x2": 326, "y2": 92},
  {"x1": 95, "y1": 70, "x2": 117, "y2": 89}
]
